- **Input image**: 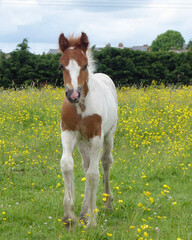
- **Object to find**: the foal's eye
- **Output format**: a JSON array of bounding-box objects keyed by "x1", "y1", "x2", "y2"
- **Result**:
[
  {"x1": 82, "y1": 63, "x2": 88, "y2": 71},
  {"x1": 59, "y1": 63, "x2": 65, "y2": 71}
]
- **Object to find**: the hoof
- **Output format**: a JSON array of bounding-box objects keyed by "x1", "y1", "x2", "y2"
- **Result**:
[
  {"x1": 62, "y1": 215, "x2": 77, "y2": 231},
  {"x1": 105, "y1": 202, "x2": 113, "y2": 211},
  {"x1": 105, "y1": 196, "x2": 114, "y2": 211},
  {"x1": 86, "y1": 218, "x2": 97, "y2": 228}
]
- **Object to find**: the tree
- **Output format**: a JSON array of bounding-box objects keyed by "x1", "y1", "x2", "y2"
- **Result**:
[
  {"x1": 16, "y1": 38, "x2": 30, "y2": 51},
  {"x1": 187, "y1": 40, "x2": 192, "y2": 51},
  {"x1": 150, "y1": 30, "x2": 185, "y2": 52}
]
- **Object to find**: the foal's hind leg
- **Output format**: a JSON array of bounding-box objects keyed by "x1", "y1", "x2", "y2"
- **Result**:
[
  {"x1": 77, "y1": 141, "x2": 90, "y2": 222},
  {"x1": 101, "y1": 129, "x2": 115, "y2": 210}
]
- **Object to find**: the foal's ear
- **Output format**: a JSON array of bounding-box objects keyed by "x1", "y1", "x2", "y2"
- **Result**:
[
  {"x1": 59, "y1": 33, "x2": 69, "y2": 52},
  {"x1": 80, "y1": 32, "x2": 89, "y2": 52}
]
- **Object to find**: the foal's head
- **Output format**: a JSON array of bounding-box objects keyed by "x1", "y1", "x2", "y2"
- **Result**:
[{"x1": 59, "y1": 32, "x2": 89, "y2": 103}]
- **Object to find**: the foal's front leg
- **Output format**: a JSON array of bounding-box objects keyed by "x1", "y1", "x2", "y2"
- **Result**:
[
  {"x1": 85, "y1": 136, "x2": 102, "y2": 227},
  {"x1": 60, "y1": 130, "x2": 77, "y2": 229}
]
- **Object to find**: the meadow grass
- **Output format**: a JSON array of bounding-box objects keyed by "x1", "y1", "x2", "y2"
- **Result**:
[{"x1": 0, "y1": 86, "x2": 192, "y2": 240}]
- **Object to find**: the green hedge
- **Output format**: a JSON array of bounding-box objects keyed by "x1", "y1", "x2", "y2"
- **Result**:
[
  {"x1": 0, "y1": 40, "x2": 192, "y2": 88},
  {"x1": 93, "y1": 47, "x2": 192, "y2": 87}
]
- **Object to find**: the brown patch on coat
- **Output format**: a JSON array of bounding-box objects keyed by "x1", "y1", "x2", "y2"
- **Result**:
[
  {"x1": 61, "y1": 100, "x2": 102, "y2": 140},
  {"x1": 62, "y1": 69, "x2": 73, "y2": 89},
  {"x1": 61, "y1": 98, "x2": 81, "y2": 131},
  {"x1": 78, "y1": 114, "x2": 102, "y2": 141}
]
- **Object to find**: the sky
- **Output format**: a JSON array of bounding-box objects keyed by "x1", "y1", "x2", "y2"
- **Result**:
[{"x1": 0, "y1": 0, "x2": 192, "y2": 54}]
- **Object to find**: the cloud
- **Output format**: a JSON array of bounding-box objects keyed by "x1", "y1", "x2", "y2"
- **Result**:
[
  {"x1": 0, "y1": 0, "x2": 42, "y2": 37},
  {"x1": 0, "y1": 0, "x2": 191, "y2": 53}
]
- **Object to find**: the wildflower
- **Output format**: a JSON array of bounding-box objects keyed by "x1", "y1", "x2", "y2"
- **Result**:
[
  {"x1": 2, "y1": 212, "x2": 6, "y2": 215},
  {"x1": 144, "y1": 191, "x2": 151, "y2": 196},
  {"x1": 172, "y1": 202, "x2": 177, "y2": 205},
  {"x1": 149, "y1": 197, "x2": 154, "y2": 203},
  {"x1": 129, "y1": 225, "x2": 135, "y2": 229},
  {"x1": 141, "y1": 172, "x2": 147, "y2": 178},
  {"x1": 163, "y1": 184, "x2": 170, "y2": 190},
  {"x1": 102, "y1": 193, "x2": 109, "y2": 197},
  {"x1": 161, "y1": 191, "x2": 165, "y2": 196},
  {"x1": 155, "y1": 227, "x2": 160, "y2": 232},
  {"x1": 141, "y1": 224, "x2": 149, "y2": 230},
  {"x1": 138, "y1": 202, "x2": 143, "y2": 207},
  {"x1": 106, "y1": 233, "x2": 112, "y2": 237},
  {"x1": 81, "y1": 177, "x2": 86, "y2": 182},
  {"x1": 93, "y1": 208, "x2": 99, "y2": 214},
  {"x1": 144, "y1": 232, "x2": 149, "y2": 237},
  {"x1": 118, "y1": 200, "x2": 123, "y2": 203},
  {"x1": 79, "y1": 219, "x2": 85, "y2": 225}
]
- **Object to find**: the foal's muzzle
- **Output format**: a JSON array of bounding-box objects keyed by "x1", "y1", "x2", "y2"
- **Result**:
[{"x1": 65, "y1": 87, "x2": 81, "y2": 103}]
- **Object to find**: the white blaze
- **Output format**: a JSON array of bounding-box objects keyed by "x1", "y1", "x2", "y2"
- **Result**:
[{"x1": 66, "y1": 59, "x2": 81, "y2": 90}]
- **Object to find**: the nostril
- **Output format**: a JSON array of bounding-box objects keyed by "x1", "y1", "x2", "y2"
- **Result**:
[{"x1": 65, "y1": 90, "x2": 72, "y2": 99}]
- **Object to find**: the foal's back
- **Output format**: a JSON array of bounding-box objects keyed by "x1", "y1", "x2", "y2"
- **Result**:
[{"x1": 84, "y1": 72, "x2": 118, "y2": 135}]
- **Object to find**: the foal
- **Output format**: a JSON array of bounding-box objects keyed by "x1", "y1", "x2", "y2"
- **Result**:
[{"x1": 59, "y1": 32, "x2": 118, "y2": 228}]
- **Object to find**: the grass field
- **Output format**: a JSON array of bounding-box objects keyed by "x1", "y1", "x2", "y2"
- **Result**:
[{"x1": 0, "y1": 86, "x2": 192, "y2": 240}]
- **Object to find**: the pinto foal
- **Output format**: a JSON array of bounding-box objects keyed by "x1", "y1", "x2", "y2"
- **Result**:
[{"x1": 59, "y1": 32, "x2": 118, "y2": 229}]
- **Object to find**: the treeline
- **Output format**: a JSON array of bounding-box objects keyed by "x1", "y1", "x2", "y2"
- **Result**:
[
  {"x1": 93, "y1": 47, "x2": 192, "y2": 87},
  {"x1": 0, "y1": 39, "x2": 192, "y2": 88},
  {"x1": 0, "y1": 39, "x2": 63, "y2": 88}
]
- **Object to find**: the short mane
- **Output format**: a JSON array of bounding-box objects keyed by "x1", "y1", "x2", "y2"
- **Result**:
[
  {"x1": 68, "y1": 34, "x2": 81, "y2": 48},
  {"x1": 86, "y1": 49, "x2": 96, "y2": 73}
]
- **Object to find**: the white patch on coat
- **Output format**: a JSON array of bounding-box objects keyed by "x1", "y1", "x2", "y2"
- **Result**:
[{"x1": 66, "y1": 59, "x2": 81, "y2": 90}]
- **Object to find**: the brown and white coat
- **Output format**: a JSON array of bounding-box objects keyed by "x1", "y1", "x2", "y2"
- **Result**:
[{"x1": 59, "y1": 32, "x2": 118, "y2": 229}]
